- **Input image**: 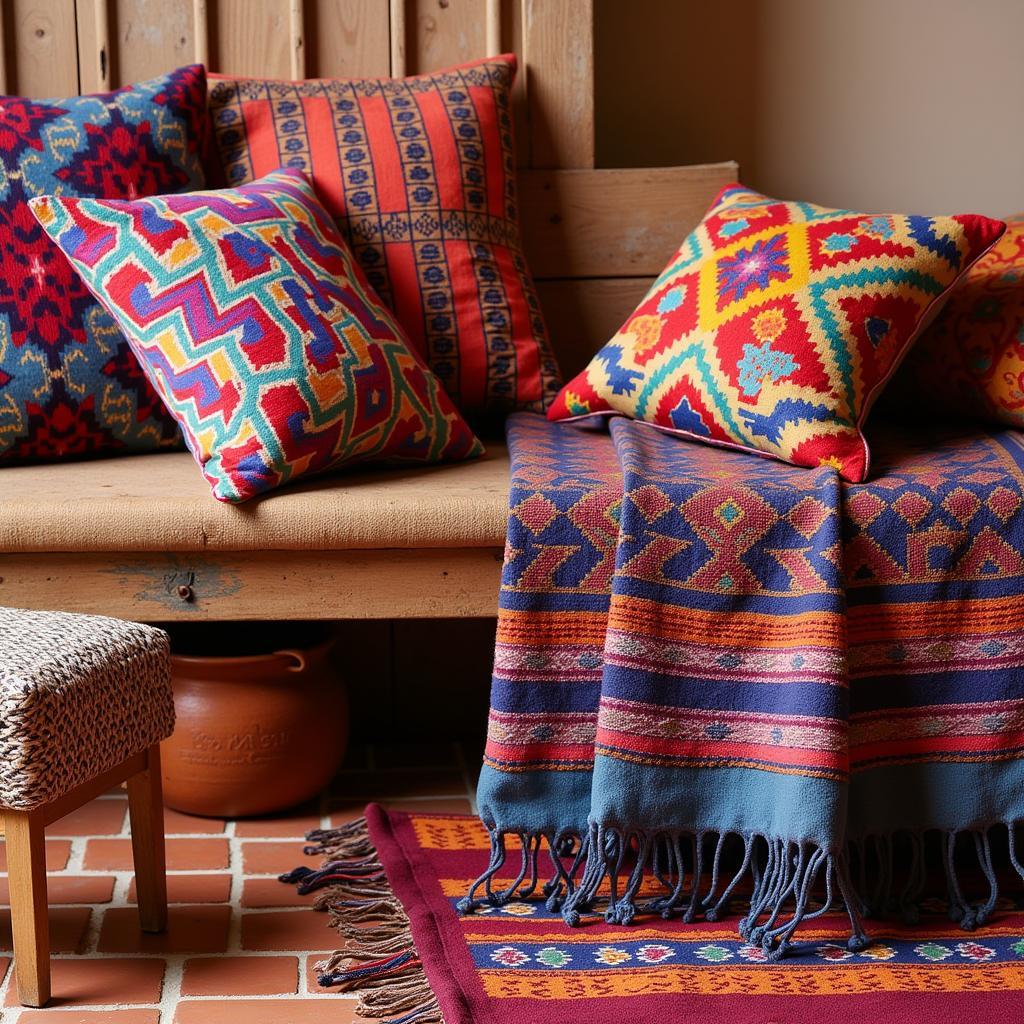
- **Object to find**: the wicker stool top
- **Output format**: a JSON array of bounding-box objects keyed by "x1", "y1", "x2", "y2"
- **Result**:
[{"x1": 0, "y1": 607, "x2": 175, "y2": 810}]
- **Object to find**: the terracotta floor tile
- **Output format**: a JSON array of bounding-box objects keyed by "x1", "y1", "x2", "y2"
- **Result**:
[
  {"x1": 49, "y1": 798, "x2": 128, "y2": 837},
  {"x1": 0, "y1": 838, "x2": 71, "y2": 872},
  {"x1": 0, "y1": 874, "x2": 114, "y2": 906},
  {"x1": 241, "y1": 878, "x2": 315, "y2": 908},
  {"x1": 241, "y1": 840, "x2": 310, "y2": 875},
  {"x1": 0, "y1": 741, "x2": 475, "y2": 1019},
  {"x1": 164, "y1": 807, "x2": 226, "y2": 835},
  {"x1": 241, "y1": 909, "x2": 338, "y2": 951},
  {"x1": 234, "y1": 803, "x2": 320, "y2": 838},
  {"x1": 84, "y1": 837, "x2": 230, "y2": 871},
  {"x1": 180, "y1": 954, "x2": 298, "y2": 996},
  {"x1": 331, "y1": 797, "x2": 471, "y2": 826},
  {"x1": 97, "y1": 905, "x2": 232, "y2": 954},
  {"x1": 5, "y1": 957, "x2": 165, "y2": 1006},
  {"x1": 128, "y1": 872, "x2": 232, "y2": 904},
  {"x1": 332, "y1": 768, "x2": 465, "y2": 800},
  {"x1": 174, "y1": 998, "x2": 366, "y2": 1023},
  {"x1": 0, "y1": 907, "x2": 91, "y2": 953},
  {"x1": 20, "y1": 1012, "x2": 160, "y2": 1023}
]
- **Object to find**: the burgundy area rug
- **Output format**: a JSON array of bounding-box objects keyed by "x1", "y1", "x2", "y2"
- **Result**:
[{"x1": 279, "y1": 806, "x2": 1024, "y2": 1024}]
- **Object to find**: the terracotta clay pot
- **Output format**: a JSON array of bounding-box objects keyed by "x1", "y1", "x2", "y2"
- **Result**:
[{"x1": 162, "y1": 627, "x2": 347, "y2": 817}]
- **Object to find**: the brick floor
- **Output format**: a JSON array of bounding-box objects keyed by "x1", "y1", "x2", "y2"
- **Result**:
[
  {"x1": 0, "y1": 840, "x2": 72, "y2": 873},
  {"x1": 127, "y1": 873, "x2": 232, "y2": 905},
  {"x1": 180, "y1": 955, "x2": 298, "y2": 996},
  {"x1": 84, "y1": 838, "x2": 230, "y2": 872},
  {"x1": 0, "y1": 741, "x2": 477, "y2": 1021}
]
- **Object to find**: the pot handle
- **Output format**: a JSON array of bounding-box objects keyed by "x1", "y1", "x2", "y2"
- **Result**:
[{"x1": 275, "y1": 649, "x2": 307, "y2": 673}]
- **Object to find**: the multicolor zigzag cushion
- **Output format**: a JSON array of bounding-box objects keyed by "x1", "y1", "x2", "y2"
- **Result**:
[
  {"x1": 549, "y1": 185, "x2": 1005, "y2": 481},
  {"x1": 0, "y1": 64, "x2": 207, "y2": 464},
  {"x1": 31, "y1": 168, "x2": 483, "y2": 502},
  {"x1": 206, "y1": 56, "x2": 561, "y2": 421},
  {"x1": 891, "y1": 213, "x2": 1024, "y2": 428}
]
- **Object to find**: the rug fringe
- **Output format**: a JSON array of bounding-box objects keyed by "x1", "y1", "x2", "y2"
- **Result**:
[
  {"x1": 462, "y1": 819, "x2": 1024, "y2": 959},
  {"x1": 279, "y1": 818, "x2": 445, "y2": 1024}
]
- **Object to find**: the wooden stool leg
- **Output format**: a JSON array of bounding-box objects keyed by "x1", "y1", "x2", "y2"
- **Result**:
[
  {"x1": 5, "y1": 809, "x2": 50, "y2": 1007},
  {"x1": 127, "y1": 744, "x2": 168, "y2": 933}
]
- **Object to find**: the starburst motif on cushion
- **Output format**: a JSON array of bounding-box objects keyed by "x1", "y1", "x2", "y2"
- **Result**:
[
  {"x1": 0, "y1": 98, "x2": 66, "y2": 158},
  {"x1": 0, "y1": 180, "x2": 95, "y2": 353},
  {"x1": 53, "y1": 108, "x2": 190, "y2": 197},
  {"x1": 717, "y1": 234, "x2": 790, "y2": 303}
]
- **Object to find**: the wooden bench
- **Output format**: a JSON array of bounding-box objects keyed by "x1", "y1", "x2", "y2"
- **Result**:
[
  {"x1": 1, "y1": 161, "x2": 736, "y2": 622},
  {"x1": 0, "y1": 2, "x2": 735, "y2": 623}
]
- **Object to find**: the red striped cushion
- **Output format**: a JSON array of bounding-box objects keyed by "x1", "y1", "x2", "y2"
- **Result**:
[{"x1": 207, "y1": 55, "x2": 561, "y2": 421}]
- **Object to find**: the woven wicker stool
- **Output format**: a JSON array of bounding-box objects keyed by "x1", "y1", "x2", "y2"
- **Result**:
[{"x1": 0, "y1": 608, "x2": 176, "y2": 1007}]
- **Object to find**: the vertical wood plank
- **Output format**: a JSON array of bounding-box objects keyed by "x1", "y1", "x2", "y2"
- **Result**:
[
  {"x1": 12, "y1": 0, "x2": 78, "y2": 97},
  {"x1": 193, "y1": 0, "x2": 209, "y2": 66},
  {"x1": 211, "y1": 0, "x2": 293, "y2": 79},
  {"x1": 308, "y1": 0, "x2": 390, "y2": 78},
  {"x1": 79, "y1": 0, "x2": 195, "y2": 93},
  {"x1": 510, "y1": 0, "x2": 527, "y2": 166},
  {"x1": 289, "y1": 0, "x2": 305, "y2": 78},
  {"x1": 5, "y1": 810, "x2": 50, "y2": 1007},
  {"x1": 0, "y1": 5, "x2": 9, "y2": 93},
  {"x1": 93, "y1": 0, "x2": 111, "y2": 90},
  {"x1": 389, "y1": 0, "x2": 406, "y2": 76},
  {"x1": 405, "y1": 0, "x2": 484, "y2": 74},
  {"x1": 523, "y1": 0, "x2": 594, "y2": 168},
  {"x1": 485, "y1": 0, "x2": 501, "y2": 55}
]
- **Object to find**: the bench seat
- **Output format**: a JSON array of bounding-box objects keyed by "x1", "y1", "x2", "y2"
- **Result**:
[{"x1": 0, "y1": 448, "x2": 511, "y2": 621}]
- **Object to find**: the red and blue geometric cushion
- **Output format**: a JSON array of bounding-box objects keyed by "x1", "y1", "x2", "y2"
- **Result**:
[
  {"x1": 207, "y1": 56, "x2": 561, "y2": 422},
  {"x1": 0, "y1": 65, "x2": 207, "y2": 463},
  {"x1": 550, "y1": 185, "x2": 1005, "y2": 481},
  {"x1": 31, "y1": 168, "x2": 483, "y2": 502},
  {"x1": 891, "y1": 213, "x2": 1024, "y2": 429}
]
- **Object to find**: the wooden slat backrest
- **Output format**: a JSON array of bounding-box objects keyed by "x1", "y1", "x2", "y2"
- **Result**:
[
  {"x1": 0, "y1": 0, "x2": 734, "y2": 372},
  {"x1": 521, "y1": 162, "x2": 736, "y2": 374}
]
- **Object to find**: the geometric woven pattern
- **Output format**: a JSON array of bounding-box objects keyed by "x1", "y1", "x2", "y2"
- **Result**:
[
  {"x1": 473, "y1": 412, "x2": 1024, "y2": 959},
  {"x1": 0, "y1": 606, "x2": 174, "y2": 810},
  {"x1": 207, "y1": 56, "x2": 562, "y2": 421},
  {"x1": 891, "y1": 213, "x2": 1024, "y2": 429},
  {"x1": 0, "y1": 65, "x2": 207, "y2": 464},
  {"x1": 31, "y1": 168, "x2": 483, "y2": 502},
  {"x1": 314, "y1": 808, "x2": 1024, "y2": 1024},
  {"x1": 549, "y1": 185, "x2": 1005, "y2": 481}
]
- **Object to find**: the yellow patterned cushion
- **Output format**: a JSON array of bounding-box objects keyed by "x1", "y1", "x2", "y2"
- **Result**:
[{"x1": 549, "y1": 186, "x2": 1004, "y2": 481}]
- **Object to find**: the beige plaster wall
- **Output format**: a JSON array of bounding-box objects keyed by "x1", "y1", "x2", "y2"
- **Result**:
[{"x1": 595, "y1": 0, "x2": 1024, "y2": 217}]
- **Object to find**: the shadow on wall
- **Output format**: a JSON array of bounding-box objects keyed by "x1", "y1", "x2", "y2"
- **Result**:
[
  {"x1": 595, "y1": 0, "x2": 1024, "y2": 217},
  {"x1": 596, "y1": 0, "x2": 760, "y2": 181}
]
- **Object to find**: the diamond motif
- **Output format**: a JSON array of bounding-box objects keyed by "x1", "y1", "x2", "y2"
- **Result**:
[
  {"x1": 892, "y1": 491, "x2": 933, "y2": 526},
  {"x1": 514, "y1": 493, "x2": 562, "y2": 534},
  {"x1": 942, "y1": 487, "x2": 982, "y2": 525},
  {"x1": 715, "y1": 498, "x2": 745, "y2": 527}
]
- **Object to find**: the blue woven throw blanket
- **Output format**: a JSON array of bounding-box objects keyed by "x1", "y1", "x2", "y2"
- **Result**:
[{"x1": 462, "y1": 413, "x2": 1024, "y2": 957}]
